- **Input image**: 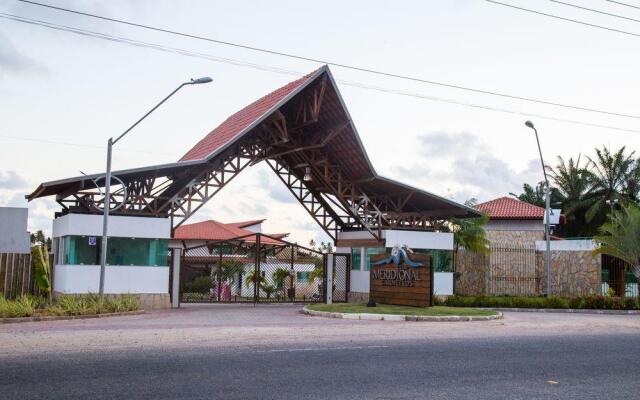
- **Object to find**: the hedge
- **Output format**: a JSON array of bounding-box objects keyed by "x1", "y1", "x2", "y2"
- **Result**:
[{"x1": 444, "y1": 295, "x2": 639, "y2": 310}]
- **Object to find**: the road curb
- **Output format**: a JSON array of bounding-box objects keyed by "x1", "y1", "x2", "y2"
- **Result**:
[
  {"x1": 0, "y1": 310, "x2": 146, "y2": 324},
  {"x1": 480, "y1": 307, "x2": 640, "y2": 315},
  {"x1": 301, "y1": 306, "x2": 502, "y2": 322}
]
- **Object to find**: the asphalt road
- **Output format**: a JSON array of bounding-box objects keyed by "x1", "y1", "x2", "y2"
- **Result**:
[{"x1": 2, "y1": 331, "x2": 639, "y2": 399}]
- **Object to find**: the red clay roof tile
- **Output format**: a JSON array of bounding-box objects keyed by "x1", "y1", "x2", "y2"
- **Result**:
[
  {"x1": 475, "y1": 196, "x2": 544, "y2": 220},
  {"x1": 179, "y1": 70, "x2": 320, "y2": 162}
]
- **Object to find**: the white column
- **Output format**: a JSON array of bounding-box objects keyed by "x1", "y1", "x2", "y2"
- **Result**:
[
  {"x1": 326, "y1": 254, "x2": 334, "y2": 304},
  {"x1": 171, "y1": 248, "x2": 181, "y2": 308}
]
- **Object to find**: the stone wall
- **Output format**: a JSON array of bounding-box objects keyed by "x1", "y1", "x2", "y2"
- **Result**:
[
  {"x1": 347, "y1": 291, "x2": 369, "y2": 303},
  {"x1": 536, "y1": 251, "x2": 601, "y2": 297},
  {"x1": 453, "y1": 250, "x2": 488, "y2": 296},
  {"x1": 454, "y1": 247, "x2": 601, "y2": 298},
  {"x1": 485, "y1": 230, "x2": 544, "y2": 246}
]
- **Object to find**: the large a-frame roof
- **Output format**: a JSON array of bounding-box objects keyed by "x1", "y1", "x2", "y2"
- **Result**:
[{"x1": 27, "y1": 65, "x2": 478, "y2": 221}]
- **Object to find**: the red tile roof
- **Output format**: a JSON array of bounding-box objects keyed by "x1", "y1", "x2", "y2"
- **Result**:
[
  {"x1": 227, "y1": 219, "x2": 265, "y2": 229},
  {"x1": 475, "y1": 196, "x2": 544, "y2": 220},
  {"x1": 174, "y1": 219, "x2": 287, "y2": 245},
  {"x1": 179, "y1": 69, "x2": 322, "y2": 161}
]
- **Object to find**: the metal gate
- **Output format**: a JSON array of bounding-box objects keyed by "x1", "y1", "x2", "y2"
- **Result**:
[
  {"x1": 331, "y1": 254, "x2": 350, "y2": 303},
  {"x1": 179, "y1": 233, "x2": 332, "y2": 304}
]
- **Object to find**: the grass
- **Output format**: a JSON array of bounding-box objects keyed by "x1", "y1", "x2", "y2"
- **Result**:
[
  {"x1": 307, "y1": 302, "x2": 497, "y2": 317},
  {"x1": 0, "y1": 293, "x2": 140, "y2": 319}
]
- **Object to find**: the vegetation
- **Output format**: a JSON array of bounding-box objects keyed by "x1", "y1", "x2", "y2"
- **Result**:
[
  {"x1": 450, "y1": 199, "x2": 491, "y2": 255},
  {"x1": 513, "y1": 145, "x2": 640, "y2": 237},
  {"x1": 444, "y1": 295, "x2": 639, "y2": 310},
  {"x1": 31, "y1": 245, "x2": 52, "y2": 304},
  {"x1": 0, "y1": 294, "x2": 139, "y2": 319},
  {"x1": 184, "y1": 276, "x2": 213, "y2": 294},
  {"x1": 210, "y1": 260, "x2": 245, "y2": 286},
  {"x1": 307, "y1": 303, "x2": 497, "y2": 317},
  {"x1": 593, "y1": 204, "x2": 640, "y2": 281}
]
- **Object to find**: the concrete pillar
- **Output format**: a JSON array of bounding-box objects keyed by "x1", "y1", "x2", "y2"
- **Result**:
[
  {"x1": 326, "y1": 253, "x2": 333, "y2": 304},
  {"x1": 171, "y1": 248, "x2": 181, "y2": 308}
]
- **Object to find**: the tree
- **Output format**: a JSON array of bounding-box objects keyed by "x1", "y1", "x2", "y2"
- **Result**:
[
  {"x1": 547, "y1": 156, "x2": 590, "y2": 236},
  {"x1": 582, "y1": 146, "x2": 636, "y2": 225},
  {"x1": 272, "y1": 267, "x2": 292, "y2": 294},
  {"x1": 593, "y1": 203, "x2": 640, "y2": 280},
  {"x1": 245, "y1": 269, "x2": 266, "y2": 288},
  {"x1": 211, "y1": 259, "x2": 245, "y2": 286},
  {"x1": 31, "y1": 245, "x2": 52, "y2": 304},
  {"x1": 450, "y1": 199, "x2": 491, "y2": 255},
  {"x1": 509, "y1": 182, "x2": 562, "y2": 209}
]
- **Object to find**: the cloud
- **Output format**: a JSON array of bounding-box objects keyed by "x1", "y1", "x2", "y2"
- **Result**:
[
  {"x1": 393, "y1": 131, "x2": 539, "y2": 202},
  {"x1": 0, "y1": 33, "x2": 46, "y2": 76},
  {"x1": 0, "y1": 170, "x2": 28, "y2": 189}
]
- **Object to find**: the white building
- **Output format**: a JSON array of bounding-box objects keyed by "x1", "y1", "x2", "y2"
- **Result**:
[{"x1": 51, "y1": 213, "x2": 171, "y2": 308}]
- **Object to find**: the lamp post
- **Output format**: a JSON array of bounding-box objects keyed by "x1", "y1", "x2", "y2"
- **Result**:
[
  {"x1": 98, "y1": 77, "x2": 213, "y2": 297},
  {"x1": 525, "y1": 120, "x2": 552, "y2": 297}
]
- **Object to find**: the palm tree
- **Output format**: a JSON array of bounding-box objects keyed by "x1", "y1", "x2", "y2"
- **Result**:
[
  {"x1": 510, "y1": 182, "x2": 563, "y2": 209},
  {"x1": 450, "y1": 199, "x2": 491, "y2": 255},
  {"x1": 581, "y1": 146, "x2": 636, "y2": 225},
  {"x1": 547, "y1": 155, "x2": 589, "y2": 236},
  {"x1": 593, "y1": 204, "x2": 640, "y2": 280}
]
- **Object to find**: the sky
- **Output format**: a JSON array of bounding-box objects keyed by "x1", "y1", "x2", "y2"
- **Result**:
[{"x1": 1, "y1": 0, "x2": 638, "y2": 245}]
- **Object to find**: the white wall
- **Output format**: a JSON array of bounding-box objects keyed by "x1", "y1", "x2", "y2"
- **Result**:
[
  {"x1": 53, "y1": 265, "x2": 169, "y2": 294},
  {"x1": 0, "y1": 207, "x2": 30, "y2": 253},
  {"x1": 337, "y1": 230, "x2": 453, "y2": 251},
  {"x1": 535, "y1": 239, "x2": 596, "y2": 251},
  {"x1": 485, "y1": 220, "x2": 544, "y2": 232},
  {"x1": 384, "y1": 231, "x2": 453, "y2": 250},
  {"x1": 434, "y1": 272, "x2": 453, "y2": 296},
  {"x1": 350, "y1": 270, "x2": 370, "y2": 293},
  {"x1": 53, "y1": 214, "x2": 170, "y2": 239}
]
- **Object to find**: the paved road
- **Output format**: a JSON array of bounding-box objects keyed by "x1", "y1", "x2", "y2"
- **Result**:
[{"x1": 1, "y1": 304, "x2": 639, "y2": 399}]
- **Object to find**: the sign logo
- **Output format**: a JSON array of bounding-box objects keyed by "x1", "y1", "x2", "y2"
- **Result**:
[
  {"x1": 88, "y1": 236, "x2": 97, "y2": 246},
  {"x1": 373, "y1": 245, "x2": 423, "y2": 268}
]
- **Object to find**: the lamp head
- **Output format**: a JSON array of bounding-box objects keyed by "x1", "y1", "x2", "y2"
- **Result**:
[
  {"x1": 524, "y1": 120, "x2": 535, "y2": 129},
  {"x1": 190, "y1": 76, "x2": 213, "y2": 85}
]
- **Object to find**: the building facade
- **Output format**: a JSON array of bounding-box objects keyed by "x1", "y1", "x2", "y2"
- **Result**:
[{"x1": 0, "y1": 207, "x2": 31, "y2": 254}]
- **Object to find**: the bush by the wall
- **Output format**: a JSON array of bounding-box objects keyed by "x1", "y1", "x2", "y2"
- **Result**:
[
  {"x1": 0, "y1": 294, "x2": 139, "y2": 318},
  {"x1": 444, "y1": 295, "x2": 639, "y2": 310},
  {"x1": 184, "y1": 276, "x2": 213, "y2": 294}
]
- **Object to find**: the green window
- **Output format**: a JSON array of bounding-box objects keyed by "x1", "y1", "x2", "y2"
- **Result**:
[
  {"x1": 351, "y1": 248, "x2": 361, "y2": 271},
  {"x1": 297, "y1": 271, "x2": 309, "y2": 283},
  {"x1": 62, "y1": 236, "x2": 168, "y2": 266},
  {"x1": 364, "y1": 247, "x2": 386, "y2": 271},
  {"x1": 387, "y1": 248, "x2": 453, "y2": 272},
  {"x1": 63, "y1": 236, "x2": 100, "y2": 265}
]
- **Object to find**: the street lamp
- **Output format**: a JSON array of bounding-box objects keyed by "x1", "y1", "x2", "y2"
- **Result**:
[
  {"x1": 525, "y1": 120, "x2": 552, "y2": 297},
  {"x1": 98, "y1": 77, "x2": 213, "y2": 296}
]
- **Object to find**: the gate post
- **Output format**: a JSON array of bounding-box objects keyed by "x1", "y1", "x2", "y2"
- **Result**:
[
  {"x1": 171, "y1": 248, "x2": 181, "y2": 308},
  {"x1": 326, "y1": 253, "x2": 333, "y2": 304}
]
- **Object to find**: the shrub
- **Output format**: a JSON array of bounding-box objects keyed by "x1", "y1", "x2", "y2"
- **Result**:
[
  {"x1": 568, "y1": 297, "x2": 583, "y2": 309},
  {"x1": 184, "y1": 276, "x2": 213, "y2": 294},
  {"x1": 544, "y1": 296, "x2": 568, "y2": 309},
  {"x1": 624, "y1": 297, "x2": 638, "y2": 310},
  {"x1": 104, "y1": 294, "x2": 139, "y2": 313},
  {"x1": 583, "y1": 295, "x2": 606, "y2": 309},
  {"x1": 0, "y1": 295, "x2": 37, "y2": 318},
  {"x1": 444, "y1": 295, "x2": 639, "y2": 310}
]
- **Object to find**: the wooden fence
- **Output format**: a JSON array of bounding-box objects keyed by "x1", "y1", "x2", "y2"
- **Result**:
[{"x1": 0, "y1": 252, "x2": 43, "y2": 299}]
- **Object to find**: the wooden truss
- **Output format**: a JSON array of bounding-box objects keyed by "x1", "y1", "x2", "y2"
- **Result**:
[{"x1": 55, "y1": 76, "x2": 446, "y2": 240}]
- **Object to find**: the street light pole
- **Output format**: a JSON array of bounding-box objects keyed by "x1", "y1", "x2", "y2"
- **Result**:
[
  {"x1": 98, "y1": 77, "x2": 213, "y2": 297},
  {"x1": 525, "y1": 120, "x2": 552, "y2": 297}
]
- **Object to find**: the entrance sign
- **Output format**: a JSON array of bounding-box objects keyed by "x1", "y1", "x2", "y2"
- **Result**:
[{"x1": 370, "y1": 247, "x2": 433, "y2": 307}]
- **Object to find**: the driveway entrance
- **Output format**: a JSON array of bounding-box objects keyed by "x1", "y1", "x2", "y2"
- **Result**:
[{"x1": 177, "y1": 233, "x2": 349, "y2": 304}]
